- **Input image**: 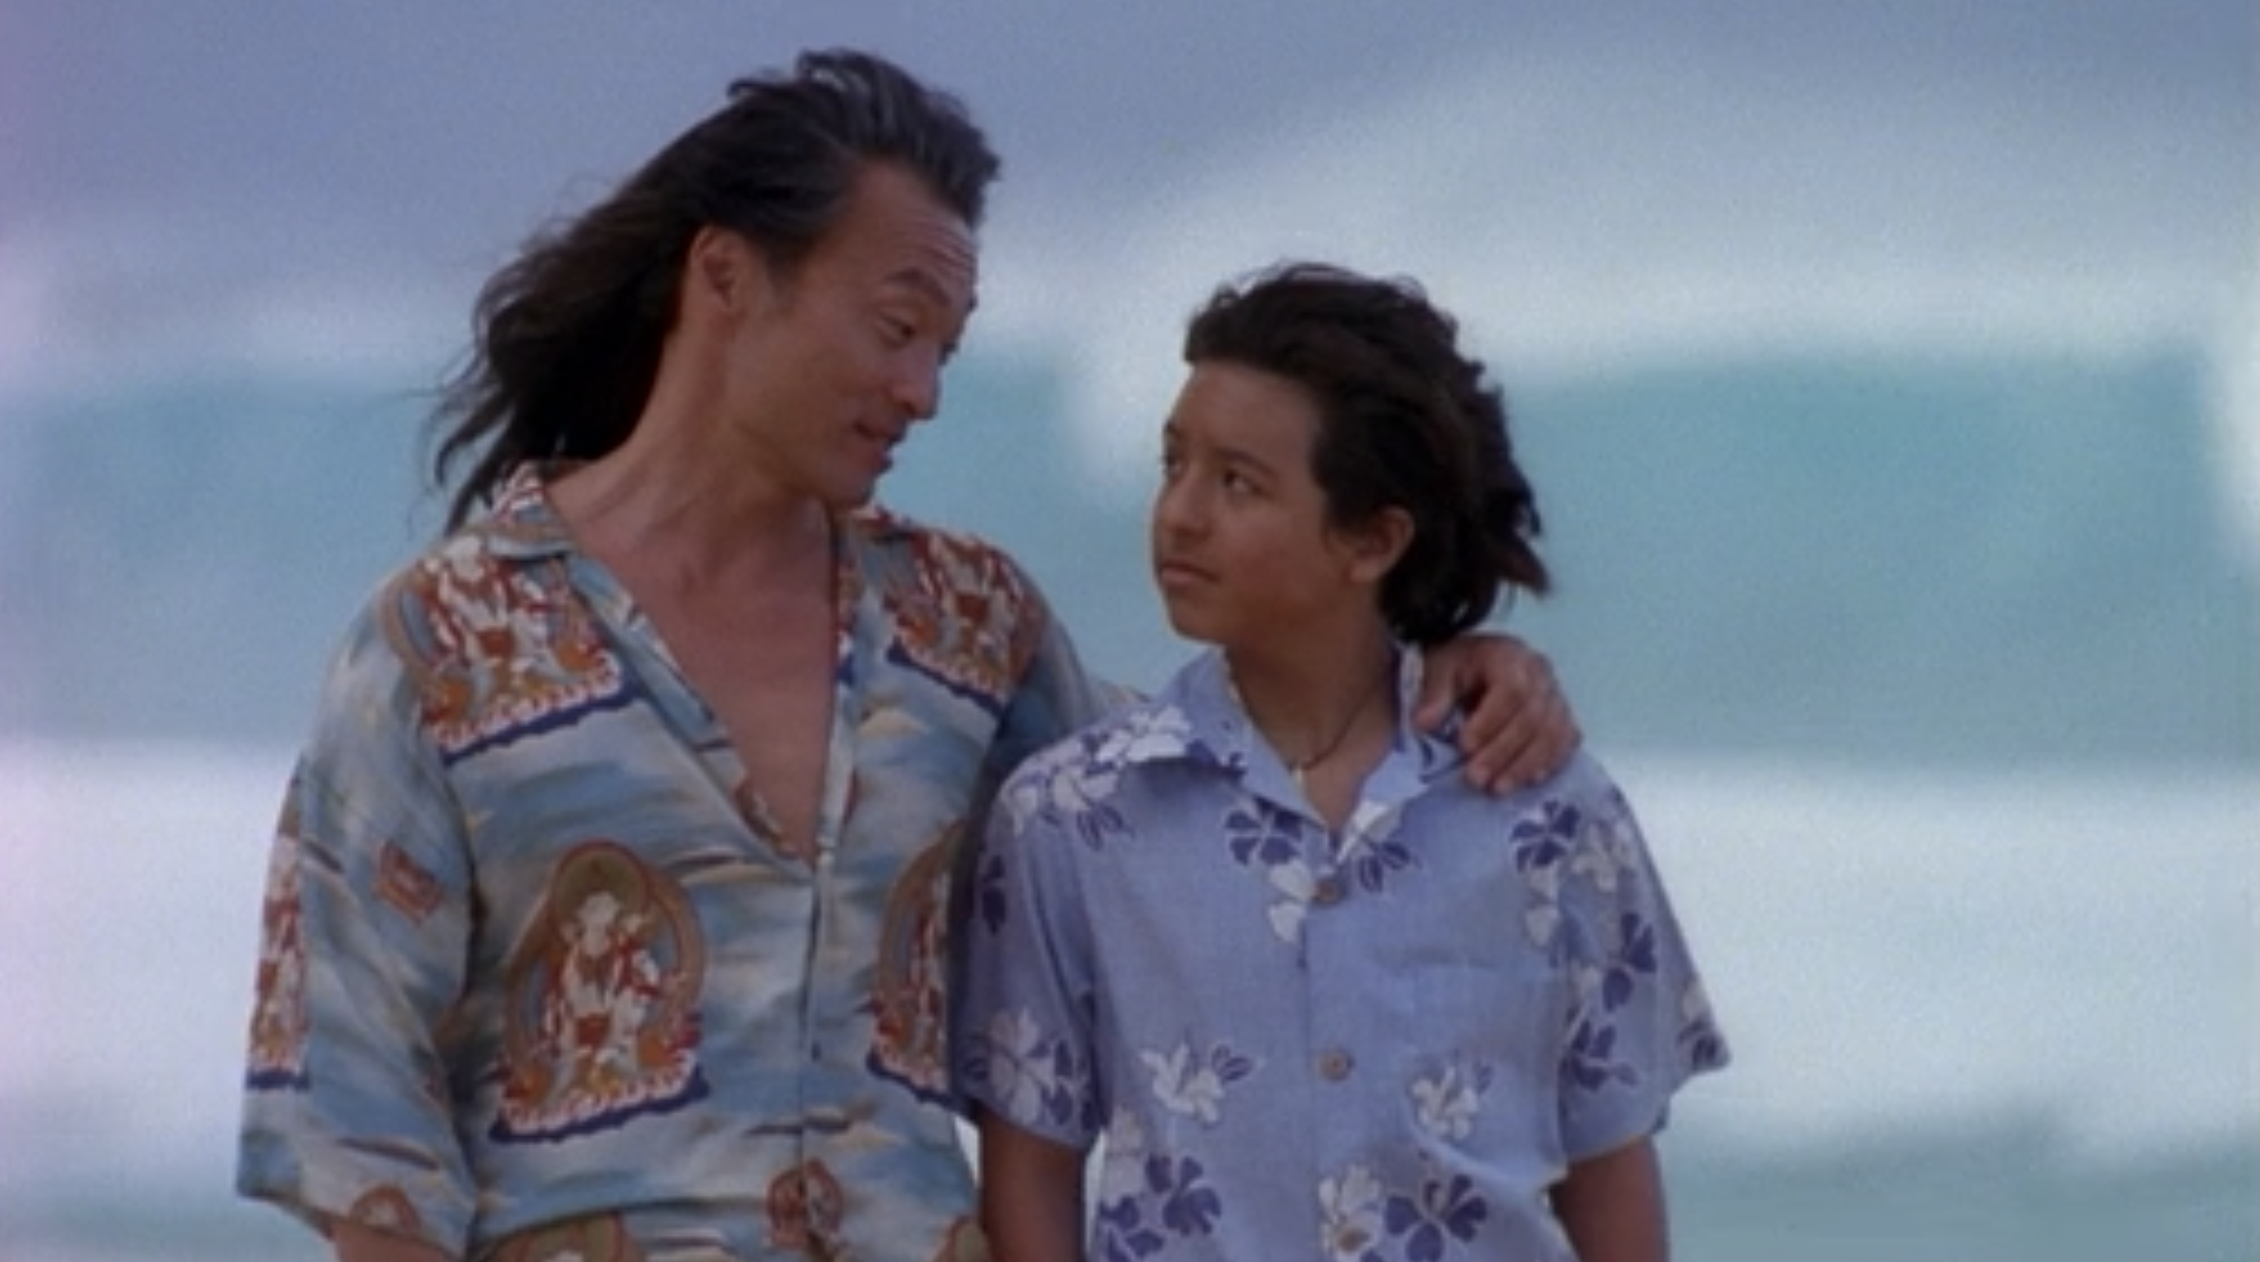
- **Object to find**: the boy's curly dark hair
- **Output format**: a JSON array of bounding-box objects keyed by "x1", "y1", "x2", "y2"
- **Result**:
[{"x1": 1183, "y1": 262, "x2": 1548, "y2": 644}]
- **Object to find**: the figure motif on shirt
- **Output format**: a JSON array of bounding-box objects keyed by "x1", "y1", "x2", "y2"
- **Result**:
[
  {"x1": 765, "y1": 1157, "x2": 845, "y2": 1258},
  {"x1": 495, "y1": 842, "x2": 707, "y2": 1141},
  {"x1": 388, "y1": 531, "x2": 627, "y2": 763},
  {"x1": 868, "y1": 822, "x2": 959, "y2": 1102},
  {"x1": 490, "y1": 1211, "x2": 641, "y2": 1262},
  {"x1": 930, "y1": 1217, "x2": 988, "y2": 1262},
  {"x1": 343, "y1": 1186, "x2": 424, "y2": 1240},
  {"x1": 246, "y1": 795, "x2": 309, "y2": 1087}
]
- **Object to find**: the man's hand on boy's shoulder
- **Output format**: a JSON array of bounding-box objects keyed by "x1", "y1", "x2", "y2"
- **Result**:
[{"x1": 1416, "y1": 634, "x2": 1579, "y2": 793}]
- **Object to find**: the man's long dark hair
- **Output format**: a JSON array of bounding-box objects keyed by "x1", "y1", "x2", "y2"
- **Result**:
[{"x1": 430, "y1": 49, "x2": 999, "y2": 529}]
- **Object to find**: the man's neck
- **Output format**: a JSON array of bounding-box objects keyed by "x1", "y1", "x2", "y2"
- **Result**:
[{"x1": 549, "y1": 438, "x2": 832, "y2": 594}]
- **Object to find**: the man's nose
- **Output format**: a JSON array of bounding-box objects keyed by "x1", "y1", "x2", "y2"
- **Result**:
[{"x1": 894, "y1": 358, "x2": 941, "y2": 421}]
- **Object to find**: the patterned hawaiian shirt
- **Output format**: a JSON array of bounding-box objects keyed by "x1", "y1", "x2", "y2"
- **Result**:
[
  {"x1": 237, "y1": 465, "x2": 1108, "y2": 1261},
  {"x1": 955, "y1": 648, "x2": 1729, "y2": 1262}
]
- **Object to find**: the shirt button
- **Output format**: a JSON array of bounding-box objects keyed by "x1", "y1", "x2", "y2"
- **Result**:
[
  {"x1": 1316, "y1": 1049, "x2": 1354, "y2": 1081},
  {"x1": 1312, "y1": 876, "x2": 1345, "y2": 907}
]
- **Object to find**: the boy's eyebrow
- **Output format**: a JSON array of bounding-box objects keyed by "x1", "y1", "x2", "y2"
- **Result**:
[
  {"x1": 1215, "y1": 444, "x2": 1279, "y2": 478},
  {"x1": 1163, "y1": 426, "x2": 1278, "y2": 478}
]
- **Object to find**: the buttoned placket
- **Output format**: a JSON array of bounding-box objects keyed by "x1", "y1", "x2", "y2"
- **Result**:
[
  {"x1": 564, "y1": 529, "x2": 867, "y2": 1252},
  {"x1": 1294, "y1": 784, "x2": 1419, "y2": 1179},
  {"x1": 785, "y1": 535, "x2": 870, "y2": 1253}
]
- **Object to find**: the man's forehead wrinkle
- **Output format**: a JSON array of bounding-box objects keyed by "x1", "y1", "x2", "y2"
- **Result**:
[{"x1": 885, "y1": 264, "x2": 978, "y2": 321}]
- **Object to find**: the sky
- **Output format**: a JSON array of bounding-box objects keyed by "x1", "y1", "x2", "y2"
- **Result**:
[{"x1": 2, "y1": 0, "x2": 2256, "y2": 522}]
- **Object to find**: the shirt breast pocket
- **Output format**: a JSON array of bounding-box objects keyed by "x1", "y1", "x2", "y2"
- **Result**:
[{"x1": 1394, "y1": 960, "x2": 1567, "y2": 1161}]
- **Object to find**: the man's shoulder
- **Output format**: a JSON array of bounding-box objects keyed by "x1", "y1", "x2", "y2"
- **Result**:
[
  {"x1": 850, "y1": 503, "x2": 1024, "y2": 573},
  {"x1": 848, "y1": 506, "x2": 1070, "y2": 705},
  {"x1": 851, "y1": 505, "x2": 1043, "y2": 600},
  {"x1": 296, "y1": 529, "x2": 524, "y2": 726},
  {"x1": 371, "y1": 525, "x2": 532, "y2": 614},
  {"x1": 360, "y1": 523, "x2": 584, "y2": 672}
]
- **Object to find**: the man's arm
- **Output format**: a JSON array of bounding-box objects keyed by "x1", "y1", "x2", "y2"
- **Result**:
[
  {"x1": 1549, "y1": 1135, "x2": 1668, "y2": 1262},
  {"x1": 239, "y1": 604, "x2": 482, "y2": 1255},
  {"x1": 979, "y1": 1115, "x2": 1089, "y2": 1262},
  {"x1": 1416, "y1": 633, "x2": 1579, "y2": 791}
]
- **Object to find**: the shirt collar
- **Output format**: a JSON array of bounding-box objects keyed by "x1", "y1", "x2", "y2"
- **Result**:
[
  {"x1": 1143, "y1": 646, "x2": 1468, "y2": 792},
  {"x1": 467, "y1": 461, "x2": 582, "y2": 559}
]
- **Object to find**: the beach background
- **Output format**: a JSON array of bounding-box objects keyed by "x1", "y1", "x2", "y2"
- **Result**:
[{"x1": 2, "y1": 3, "x2": 2255, "y2": 1259}]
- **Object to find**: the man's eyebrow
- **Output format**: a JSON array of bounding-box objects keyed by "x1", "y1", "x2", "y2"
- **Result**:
[{"x1": 884, "y1": 267, "x2": 977, "y2": 316}]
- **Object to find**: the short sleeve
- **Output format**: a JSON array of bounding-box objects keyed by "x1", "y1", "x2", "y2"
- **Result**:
[
  {"x1": 1547, "y1": 760, "x2": 1730, "y2": 1160},
  {"x1": 235, "y1": 593, "x2": 480, "y2": 1253},
  {"x1": 982, "y1": 570, "x2": 1112, "y2": 799},
  {"x1": 951, "y1": 741, "x2": 1107, "y2": 1150},
  {"x1": 945, "y1": 573, "x2": 1111, "y2": 1097}
]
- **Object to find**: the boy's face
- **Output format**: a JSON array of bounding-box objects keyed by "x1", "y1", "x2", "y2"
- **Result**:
[{"x1": 1150, "y1": 360, "x2": 1375, "y2": 651}]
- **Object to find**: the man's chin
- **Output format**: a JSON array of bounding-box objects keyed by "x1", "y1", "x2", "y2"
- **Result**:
[{"x1": 821, "y1": 476, "x2": 883, "y2": 512}]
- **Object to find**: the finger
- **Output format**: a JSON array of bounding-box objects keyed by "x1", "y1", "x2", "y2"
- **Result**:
[
  {"x1": 1463, "y1": 708, "x2": 1532, "y2": 790},
  {"x1": 1452, "y1": 670, "x2": 1514, "y2": 745},
  {"x1": 1455, "y1": 678, "x2": 1528, "y2": 786},
  {"x1": 1466, "y1": 668, "x2": 1580, "y2": 791},
  {"x1": 1491, "y1": 695, "x2": 1580, "y2": 791},
  {"x1": 1411, "y1": 652, "x2": 1465, "y2": 730}
]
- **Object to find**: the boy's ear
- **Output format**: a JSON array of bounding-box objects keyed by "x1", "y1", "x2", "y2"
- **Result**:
[{"x1": 1344, "y1": 507, "x2": 1415, "y2": 584}]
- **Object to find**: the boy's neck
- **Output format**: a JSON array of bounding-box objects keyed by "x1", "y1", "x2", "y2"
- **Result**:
[{"x1": 1223, "y1": 628, "x2": 1398, "y2": 784}]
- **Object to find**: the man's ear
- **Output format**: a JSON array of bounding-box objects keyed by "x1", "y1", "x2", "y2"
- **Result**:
[
  {"x1": 686, "y1": 226, "x2": 769, "y2": 314},
  {"x1": 1344, "y1": 506, "x2": 1415, "y2": 585}
]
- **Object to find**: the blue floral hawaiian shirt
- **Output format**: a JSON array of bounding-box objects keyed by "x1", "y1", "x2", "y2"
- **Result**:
[
  {"x1": 955, "y1": 648, "x2": 1729, "y2": 1262},
  {"x1": 237, "y1": 464, "x2": 1108, "y2": 1261}
]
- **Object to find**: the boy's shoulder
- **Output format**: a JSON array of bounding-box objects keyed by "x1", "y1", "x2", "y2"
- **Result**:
[
  {"x1": 1460, "y1": 748, "x2": 1640, "y2": 839},
  {"x1": 1516, "y1": 747, "x2": 1623, "y2": 805},
  {"x1": 1015, "y1": 689, "x2": 1193, "y2": 769}
]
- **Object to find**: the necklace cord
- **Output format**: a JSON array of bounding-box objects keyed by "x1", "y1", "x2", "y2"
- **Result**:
[{"x1": 1276, "y1": 667, "x2": 1392, "y2": 777}]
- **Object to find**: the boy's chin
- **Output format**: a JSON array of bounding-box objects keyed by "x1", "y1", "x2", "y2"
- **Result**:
[{"x1": 1157, "y1": 605, "x2": 1214, "y2": 646}]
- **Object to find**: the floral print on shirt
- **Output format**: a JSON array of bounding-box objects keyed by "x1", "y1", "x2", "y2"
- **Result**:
[{"x1": 956, "y1": 648, "x2": 1729, "y2": 1262}]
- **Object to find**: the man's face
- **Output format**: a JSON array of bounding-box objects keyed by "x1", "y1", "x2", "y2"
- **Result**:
[{"x1": 724, "y1": 163, "x2": 980, "y2": 509}]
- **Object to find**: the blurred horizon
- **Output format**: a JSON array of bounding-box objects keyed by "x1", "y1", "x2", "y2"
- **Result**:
[{"x1": 4, "y1": 339, "x2": 2255, "y2": 772}]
